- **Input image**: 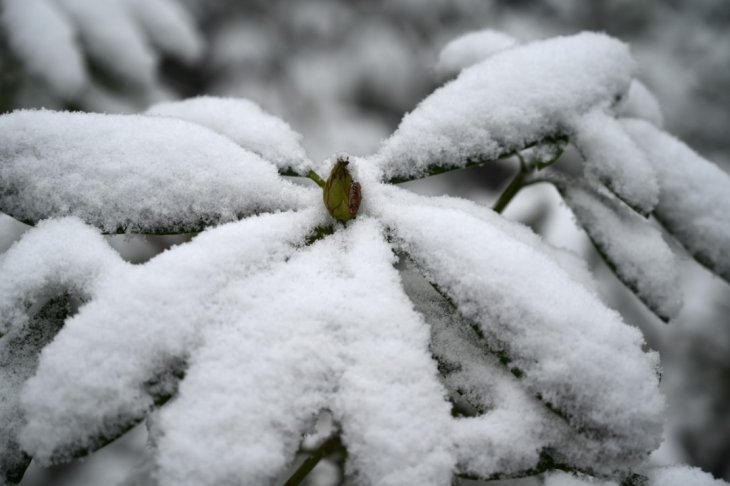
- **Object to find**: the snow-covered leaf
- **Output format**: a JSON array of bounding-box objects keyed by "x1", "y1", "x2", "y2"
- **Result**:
[
  {"x1": 622, "y1": 119, "x2": 730, "y2": 282},
  {"x1": 372, "y1": 184, "x2": 664, "y2": 475},
  {"x1": 14, "y1": 209, "x2": 321, "y2": 464},
  {"x1": 146, "y1": 96, "x2": 312, "y2": 175},
  {"x1": 615, "y1": 80, "x2": 664, "y2": 127},
  {"x1": 569, "y1": 108, "x2": 659, "y2": 214},
  {"x1": 1, "y1": 0, "x2": 202, "y2": 98},
  {"x1": 559, "y1": 181, "x2": 683, "y2": 321},
  {"x1": 437, "y1": 29, "x2": 517, "y2": 76},
  {"x1": 370, "y1": 33, "x2": 637, "y2": 186},
  {"x1": 0, "y1": 296, "x2": 69, "y2": 485},
  {"x1": 0, "y1": 110, "x2": 314, "y2": 234}
]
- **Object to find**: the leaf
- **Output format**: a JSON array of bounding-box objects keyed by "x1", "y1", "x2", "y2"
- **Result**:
[
  {"x1": 370, "y1": 33, "x2": 635, "y2": 184},
  {"x1": 146, "y1": 96, "x2": 312, "y2": 176},
  {"x1": 13, "y1": 210, "x2": 321, "y2": 466},
  {"x1": 621, "y1": 118, "x2": 730, "y2": 283},
  {"x1": 373, "y1": 185, "x2": 664, "y2": 475},
  {"x1": 558, "y1": 181, "x2": 683, "y2": 322},
  {"x1": 569, "y1": 109, "x2": 659, "y2": 215},
  {"x1": 0, "y1": 296, "x2": 70, "y2": 485},
  {"x1": 0, "y1": 110, "x2": 314, "y2": 234}
]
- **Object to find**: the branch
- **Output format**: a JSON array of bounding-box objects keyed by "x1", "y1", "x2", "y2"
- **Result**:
[{"x1": 283, "y1": 434, "x2": 343, "y2": 486}]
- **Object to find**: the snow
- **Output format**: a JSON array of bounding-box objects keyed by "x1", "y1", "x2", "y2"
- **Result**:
[
  {"x1": 0, "y1": 218, "x2": 122, "y2": 336},
  {"x1": 371, "y1": 183, "x2": 665, "y2": 474},
  {"x1": 615, "y1": 80, "x2": 664, "y2": 127},
  {"x1": 645, "y1": 466, "x2": 729, "y2": 486},
  {"x1": 18, "y1": 209, "x2": 324, "y2": 464},
  {"x1": 622, "y1": 119, "x2": 730, "y2": 282},
  {"x1": 560, "y1": 183, "x2": 683, "y2": 321},
  {"x1": 371, "y1": 32, "x2": 636, "y2": 185},
  {"x1": 1, "y1": 0, "x2": 86, "y2": 98},
  {"x1": 146, "y1": 96, "x2": 312, "y2": 175},
  {"x1": 570, "y1": 108, "x2": 658, "y2": 214},
  {"x1": 54, "y1": 0, "x2": 157, "y2": 87},
  {"x1": 153, "y1": 219, "x2": 454, "y2": 486},
  {"x1": 122, "y1": 0, "x2": 203, "y2": 65},
  {"x1": 437, "y1": 29, "x2": 518, "y2": 76},
  {"x1": 0, "y1": 110, "x2": 314, "y2": 233},
  {"x1": 1, "y1": 0, "x2": 202, "y2": 98}
]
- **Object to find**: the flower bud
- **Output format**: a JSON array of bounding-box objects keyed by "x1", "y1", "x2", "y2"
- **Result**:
[{"x1": 323, "y1": 156, "x2": 361, "y2": 223}]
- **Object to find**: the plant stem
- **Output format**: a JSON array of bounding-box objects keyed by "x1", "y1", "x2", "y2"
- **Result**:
[
  {"x1": 492, "y1": 167, "x2": 526, "y2": 213},
  {"x1": 283, "y1": 434, "x2": 342, "y2": 486},
  {"x1": 306, "y1": 170, "x2": 326, "y2": 188}
]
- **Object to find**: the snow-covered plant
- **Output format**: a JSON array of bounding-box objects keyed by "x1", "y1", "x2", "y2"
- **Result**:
[{"x1": 1, "y1": 32, "x2": 729, "y2": 486}]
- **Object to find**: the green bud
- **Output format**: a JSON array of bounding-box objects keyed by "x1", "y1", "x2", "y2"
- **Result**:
[{"x1": 323, "y1": 156, "x2": 361, "y2": 223}]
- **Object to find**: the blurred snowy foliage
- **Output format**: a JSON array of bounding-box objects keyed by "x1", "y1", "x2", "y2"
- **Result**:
[{"x1": 1, "y1": 1, "x2": 730, "y2": 485}]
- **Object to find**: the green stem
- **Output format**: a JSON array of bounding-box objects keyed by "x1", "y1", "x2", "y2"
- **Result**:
[
  {"x1": 492, "y1": 167, "x2": 526, "y2": 214},
  {"x1": 306, "y1": 170, "x2": 326, "y2": 188},
  {"x1": 283, "y1": 435, "x2": 342, "y2": 486}
]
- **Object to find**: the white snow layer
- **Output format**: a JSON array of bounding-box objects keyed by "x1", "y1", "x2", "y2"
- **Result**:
[
  {"x1": 370, "y1": 183, "x2": 664, "y2": 474},
  {"x1": 0, "y1": 110, "x2": 314, "y2": 233},
  {"x1": 146, "y1": 96, "x2": 312, "y2": 175},
  {"x1": 1, "y1": 0, "x2": 201, "y2": 97},
  {"x1": 570, "y1": 108, "x2": 659, "y2": 214},
  {"x1": 645, "y1": 466, "x2": 730, "y2": 486},
  {"x1": 372, "y1": 33, "x2": 638, "y2": 195},
  {"x1": 437, "y1": 29, "x2": 518, "y2": 76},
  {"x1": 615, "y1": 80, "x2": 664, "y2": 127},
  {"x1": 561, "y1": 183, "x2": 683, "y2": 321},
  {"x1": 622, "y1": 119, "x2": 730, "y2": 282},
  {"x1": 17, "y1": 209, "x2": 325, "y2": 464},
  {"x1": 153, "y1": 219, "x2": 454, "y2": 486}
]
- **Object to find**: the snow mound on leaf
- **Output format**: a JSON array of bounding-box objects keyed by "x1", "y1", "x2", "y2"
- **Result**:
[
  {"x1": 0, "y1": 218, "x2": 121, "y2": 335},
  {"x1": 372, "y1": 32, "x2": 637, "y2": 187},
  {"x1": 622, "y1": 119, "x2": 730, "y2": 282},
  {"x1": 17, "y1": 210, "x2": 323, "y2": 464},
  {"x1": 437, "y1": 29, "x2": 518, "y2": 76},
  {"x1": 152, "y1": 219, "x2": 454, "y2": 486},
  {"x1": 561, "y1": 183, "x2": 682, "y2": 321},
  {"x1": 372, "y1": 184, "x2": 664, "y2": 474},
  {"x1": 615, "y1": 80, "x2": 664, "y2": 127},
  {"x1": 0, "y1": 110, "x2": 313, "y2": 233},
  {"x1": 146, "y1": 96, "x2": 311, "y2": 175}
]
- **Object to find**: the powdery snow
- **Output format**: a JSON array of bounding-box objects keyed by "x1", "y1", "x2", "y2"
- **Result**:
[
  {"x1": 370, "y1": 183, "x2": 664, "y2": 474},
  {"x1": 371, "y1": 32, "x2": 637, "y2": 186},
  {"x1": 18, "y1": 209, "x2": 324, "y2": 464},
  {"x1": 615, "y1": 80, "x2": 664, "y2": 127},
  {"x1": 146, "y1": 96, "x2": 312, "y2": 175},
  {"x1": 569, "y1": 108, "x2": 658, "y2": 214},
  {"x1": 622, "y1": 119, "x2": 730, "y2": 282},
  {"x1": 437, "y1": 29, "x2": 518, "y2": 76},
  {"x1": 560, "y1": 182, "x2": 683, "y2": 321},
  {"x1": 0, "y1": 110, "x2": 314, "y2": 233}
]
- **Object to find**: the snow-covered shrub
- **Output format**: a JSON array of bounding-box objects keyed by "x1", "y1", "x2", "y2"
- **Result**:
[{"x1": 1, "y1": 32, "x2": 729, "y2": 486}]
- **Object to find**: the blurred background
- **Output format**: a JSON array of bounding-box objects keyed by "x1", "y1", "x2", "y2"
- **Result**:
[{"x1": 1, "y1": 0, "x2": 728, "y2": 484}]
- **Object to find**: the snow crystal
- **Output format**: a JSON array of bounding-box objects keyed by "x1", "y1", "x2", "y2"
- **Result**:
[
  {"x1": 153, "y1": 219, "x2": 454, "y2": 486},
  {"x1": 622, "y1": 119, "x2": 730, "y2": 282},
  {"x1": 569, "y1": 108, "x2": 658, "y2": 214},
  {"x1": 0, "y1": 110, "x2": 314, "y2": 233},
  {"x1": 615, "y1": 80, "x2": 664, "y2": 127},
  {"x1": 54, "y1": 0, "x2": 157, "y2": 87},
  {"x1": 561, "y1": 183, "x2": 683, "y2": 321},
  {"x1": 1, "y1": 0, "x2": 86, "y2": 98},
  {"x1": 146, "y1": 96, "x2": 312, "y2": 175},
  {"x1": 371, "y1": 183, "x2": 664, "y2": 474},
  {"x1": 122, "y1": 0, "x2": 203, "y2": 64},
  {"x1": 18, "y1": 209, "x2": 323, "y2": 464},
  {"x1": 371, "y1": 32, "x2": 636, "y2": 184},
  {"x1": 437, "y1": 29, "x2": 518, "y2": 76}
]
